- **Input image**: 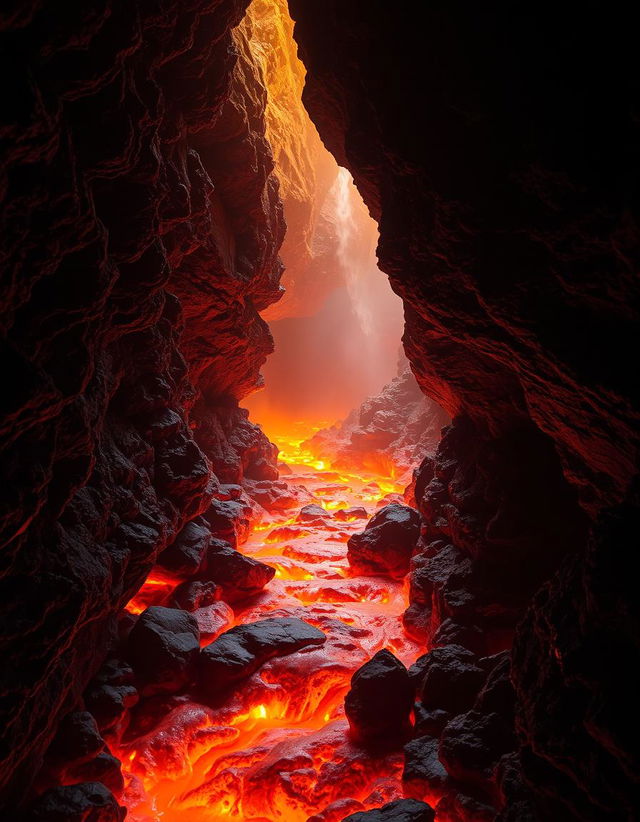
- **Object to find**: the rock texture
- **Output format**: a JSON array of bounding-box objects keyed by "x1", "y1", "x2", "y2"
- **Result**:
[
  {"x1": 288, "y1": 2, "x2": 639, "y2": 819},
  {"x1": 0, "y1": 0, "x2": 285, "y2": 811},
  {"x1": 347, "y1": 504, "x2": 422, "y2": 580},
  {"x1": 307, "y1": 367, "x2": 448, "y2": 485}
]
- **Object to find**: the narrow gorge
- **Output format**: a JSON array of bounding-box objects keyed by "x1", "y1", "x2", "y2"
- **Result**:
[{"x1": 1, "y1": 2, "x2": 638, "y2": 822}]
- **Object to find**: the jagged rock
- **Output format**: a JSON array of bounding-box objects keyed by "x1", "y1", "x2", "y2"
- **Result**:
[
  {"x1": 200, "y1": 540, "x2": 275, "y2": 602},
  {"x1": 127, "y1": 607, "x2": 200, "y2": 696},
  {"x1": 191, "y1": 601, "x2": 234, "y2": 642},
  {"x1": 334, "y1": 506, "x2": 368, "y2": 521},
  {"x1": 298, "y1": 503, "x2": 331, "y2": 522},
  {"x1": 432, "y1": 619, "x2": 486, "y2": 656},
  {"x1": 157, "y1": 519, "x2": 212, "y2": 576},
  {"x1": 403, "y1": 735, "x2": 450, "y2": 802},
  {"x1": 84, "y1": 660, "x2": 139, "y2": 734},
  {"x1": 412, "y1": 645, "x2": 486, "y2": 714},
  {"x1": 168, "y1": 579, "x2": 221, "y2": 611},
  {"x1": 439, "y1": 710, "x2": 517, "y2": 785},
  {"x1": 200, "y1": 617, "x2": 325, "y2": 695},
  {"x1": 202, "y1": 497, "x2": 257, "y2": 549},
  {"x1": 46, "y1": 713, "x2": 104, "y2": 770},
  {"x1": 26, "y1": 782, "x2": 125, "y2": 822},
  {"x1": 343, "y1": 798, "x2": 435, "y2": 822},
  {"x1": 345, "y1": 649, "x2": 414, "y2": 745},
  {"x1": 347, "y1": 504, "x2": 421, "y2": 579},
  {"x1": 244, "y1": 479, "x2": 310, "y2": 513},
  {"x1": 434, "y1": 792, "x2": 496, "y2": 822},
  {"x1": 66, "y1": 753, "x2": 124, "y2": 796},
  {"x1": 475, "y1": 651, "x2": 514, "y2": 715},
  {"x1": 412, "y1": 705, "x2": 451, "y2": 737}
]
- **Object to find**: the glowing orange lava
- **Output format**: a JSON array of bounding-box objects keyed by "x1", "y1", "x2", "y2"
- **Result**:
[{"x1": 113, "y1": 421, "x2": 421, "y2": 821}]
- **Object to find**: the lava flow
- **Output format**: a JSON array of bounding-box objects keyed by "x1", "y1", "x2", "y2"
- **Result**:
[{"x1": 112, "y1": 423, "x2": 421, "y2": 822}]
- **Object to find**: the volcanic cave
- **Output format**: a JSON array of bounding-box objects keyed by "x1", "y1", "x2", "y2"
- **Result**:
[{"x1": 1, "y1": 1, "x2": 639, "y2": 821}]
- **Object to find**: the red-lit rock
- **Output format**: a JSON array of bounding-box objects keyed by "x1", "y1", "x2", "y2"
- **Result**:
[
  {"x1": 347, "y1": 504, "x2": 421, "y2": 580},
  {"x1": 343, "y1": 798, "x2": 435, "y2": 822},
  {"x1": 127, "y1": 607, "x2": 200, "y2": 697},
  {"x1": 26, "y1": 782, "x2": 125, "y2": 822},
  {"x1": 345, "y1": 650, "x2": 414, "y2": 746}
]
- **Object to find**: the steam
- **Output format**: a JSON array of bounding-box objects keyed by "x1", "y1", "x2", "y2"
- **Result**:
[{"x1": 330, "y1": 167, "x2": 375, "y2": 337}]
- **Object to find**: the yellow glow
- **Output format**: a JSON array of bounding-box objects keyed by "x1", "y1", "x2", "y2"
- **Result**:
[{"x1": 252, "y1": 704, "x2": 267, "y2": 720}]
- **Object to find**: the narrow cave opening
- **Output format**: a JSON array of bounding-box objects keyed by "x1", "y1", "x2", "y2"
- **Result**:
[{"x1": 109, "y1": 3, "x2": 448, "y2": 819}]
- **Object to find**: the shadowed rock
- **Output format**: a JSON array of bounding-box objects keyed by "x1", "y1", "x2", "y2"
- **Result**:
[
  {"x1": 347, "y1": 504, "x2": 421, "y2": 579},
  {"x1": 84, "y1": 659, "x2": 139, "y2": 733},
  {"x1": 343, "y1": 798, "x2": 435, "y2": 822},
  {"x1": 411, "y1": 645, "x2": 486, "y2": 714},
  {"x1": 200, "y1": 540, "x2": 275, "y2": 602},
  {"x1": 403, "y1": 735, "x2": 450, "y2": 804},
  {"x1": 127, "y1": 606, "x2": 200, "y2": 696},
  {"x1": 26, "y1": 782, "x2": 125, "y2": 822},
  {"x1": 200, "y1": 617, "x2": 326, "y2": 695},
  {"x1": 345, "y1": 649, "x2": 414, "y2": 746}
]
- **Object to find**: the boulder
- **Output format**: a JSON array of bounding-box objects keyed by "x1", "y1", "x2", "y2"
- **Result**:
[
  {"x1": 157, "y1": 518, "x2": 211, "y2": 576},
  {"x1": 200, "y1": 541, "x2": 275, "y2": 602},
  {"x1": 347, "y1": 504, "x2": 421, "y2": 579},
  {"x1": 343, "y1": 798, "x2": 435, "y2": 822},
  {"x1": 345, "y1": 649, "x2": 414, "y2": 745},
  {"x1": 411, "y1": 645, "x2": 486, "y2": 714},
  {"x1": 200, "y1": 617, "x2": 325, "y2": 695},
  {"x1": 403, "y1": 735, "x2": 450, "y2": 802},
  {"x1": 127, "y1": 606, "x2": 199, "y2": 696},
  {"x1": 27, "y1": 782, "x2": 125, "y2": 822},
  {"x1": 84, "y1": 659, "x2": 139, "y2": 733},
  {"x1": 439, "y1": 710, "x2": 517, "y2": 784}
]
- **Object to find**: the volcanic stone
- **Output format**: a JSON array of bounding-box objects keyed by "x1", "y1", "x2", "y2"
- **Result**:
[
  {"x1": 347, "y1": 504, "x2": 421, "y2": 579},
  {"x1": 157, "y1": 518, "x2": 212, "y2": 576},
  {"x1": 27, "y1": 782, "x2": 125, "y2": 822},
  {"x1": 200, "y1": 617, "x2": 326, "y2": 695},
  {"x1": 127, "y1": 606, "x2": 200, "y2": 696},
  {"x1": 439, "y1": 710, "x2": 517, "y2": 783},
  {"x1": 343, "y1": 798, "x2": 435, "y2": 822},
  {"x1": 403, "y1": 735, "x2": 451, "y2": 802},
  {"x1": 84, "y1": 659, "x2": 139, "y2": 733},
  {"x1": 297, "y1": 503, "x2": 330, "y2": 522},
  {"x1": 412, "y1": 645, "x2": 486, "y2": 714},
  {"x1": 345, "y1": 649, "x2": 414, "y2": 745},
  {"x1": 200, "y1": 541, "x2": 275, "y2": 602}
]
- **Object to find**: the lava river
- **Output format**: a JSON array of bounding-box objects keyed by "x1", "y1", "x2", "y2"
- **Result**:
[{"x1": 113, "y1": 427, "x2": 422, "y2": 822}]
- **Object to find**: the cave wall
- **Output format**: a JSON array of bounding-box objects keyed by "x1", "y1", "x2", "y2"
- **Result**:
[
  {"x1": 287, "y1": 1, "x2": 639, "y2": 818},
  {"x1": 0, "y1": 0, "x2": 284, "y2": 810}
]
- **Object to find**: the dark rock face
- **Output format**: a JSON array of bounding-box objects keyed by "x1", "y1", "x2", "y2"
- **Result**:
[
  {"x1": 411, "y1": 645, "x2": 486, "y2": 715},
  {"x1": 26, "y1": 782, "x2": 125, "y2": 822},
  {"x1": 343, "y1": 798, "x2": 435, "y2": 822},
  {"x1": 347, "y1": 504, "x2": 421, "y2": 580},
  {"x1": 200, "y1": 617, "x2": 326, "y2": 696},
  {"x1": 289, "y1": 6, "x2": 639, "y2": 816},
  {"x1": 344, "y1": 649, "x2": 414, "y2": 746},
  {"x1": 126, "y1": 606, "x2": 200, "y2": 696},
  {"x1": 0, "y1": 0, "x2": 285, "y2": 809}
]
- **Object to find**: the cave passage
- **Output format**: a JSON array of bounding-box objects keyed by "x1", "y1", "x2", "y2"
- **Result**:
[{"x1": 108, "y1": 2, "x2": 440, "y2": 819}]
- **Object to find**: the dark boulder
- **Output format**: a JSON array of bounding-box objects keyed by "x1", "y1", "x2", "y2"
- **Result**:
[
  {"x1": 439, "y1": 710, "x2": 517, "y2": 785},
  {"x1": 200, "y1": 617, "x2": 325, "y2": 695},
  {"x1": 345, "y1": 649, "x2": 414, "y2": 746},
  {"x1": 434, "y1": 792, "x2": 496, "y2": 822},
  {"x1": 297, "y1": 503, "x2": 330, "y2": 522},
  {"x1": 413, "y1": 705, "x2": 451, "y2": 737},
  {"x1": 156, "y1": 517, "x2": 212, "y2": 576},
  {"x1": 334, "y1": 506, "x2": 369, "y2": 521},
  {"x1": 84, "y1": 659, "x2": 139, "y2": 734},
  {"x1": 46, "y1": 712, "x2": 104, "y2": 771},
  {"x1": 200, "y1": 541, "x2": 275, "y2": 602},
  {"x1": 27, "y1": 782, "x2": 125, "y2": 822},
  {"x1": 127, "y1": 606, "x2": 200, "y2": 696},
  {"x1": 66, "y1": 753, "x2": 124, "y2": 796},
  {"x1": 347, "y1": 504, "x2": 421, "y2": 579},
  {"x1": 403, "y1": 735, "x2": 450, "y2": 802},
  {"x1": 343, "y1": 798, "x2": 435, "y2": 822},
  {"x1": 168, "y1": 579, "x2": 221, "y2": 611},
  {"x1": 412, "y1": 645, "x2": 486, "y2": 714}
]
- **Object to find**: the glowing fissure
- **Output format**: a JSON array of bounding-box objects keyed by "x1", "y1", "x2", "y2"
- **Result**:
[{"x1": 114, "y1": 430, "x2": 421, "y2": 821}]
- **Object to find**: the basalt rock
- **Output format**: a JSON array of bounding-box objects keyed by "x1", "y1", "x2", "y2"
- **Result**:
[
  {"x1": 200, "y1": 540, "x2": 275, "y2": 603},
  {"x1": 345, "y1": 649, "x2": 414, "y2": 746},
  {"x1": 26, "y1": 782, "x2": 125, "y2": 822},
  {"x1": 126, "y1": 606, "x2": 200, "y2": 697},
  {"x1": 83, "y1": 660, "x2": 139, "y2": 735},
  {"x1": 199, "y1": 617, "x2": 326, "y2": 696},
  {"x1": 343, "y1": 798, "x2": 435, "y2": 822},
  {"x1": 411, "y1": 645, "x2": 486, "y2": 715},
  {"x1": 0, "y1": 0, "x2": 286, "y2": 807},
  {"x1": 347, "y1": 504, "x2": 421, "y2": 580}
]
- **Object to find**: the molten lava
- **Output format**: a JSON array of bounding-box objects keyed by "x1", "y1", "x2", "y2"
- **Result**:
[{"x1": 114, "y1": 423, "x2": 421, "y2": 821}]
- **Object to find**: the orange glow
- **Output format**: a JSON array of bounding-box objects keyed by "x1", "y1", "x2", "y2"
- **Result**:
[{"x1": 113, "y1": 413, "x2": 420, "y2": 821}]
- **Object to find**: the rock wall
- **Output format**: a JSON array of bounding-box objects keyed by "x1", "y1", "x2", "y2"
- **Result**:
[
  {"x1": 287, "y1": 1, "x2": 639, "y2": 818},
  {"x1": 0, "y1": 0, "x2": 284, "y2": 811}
]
